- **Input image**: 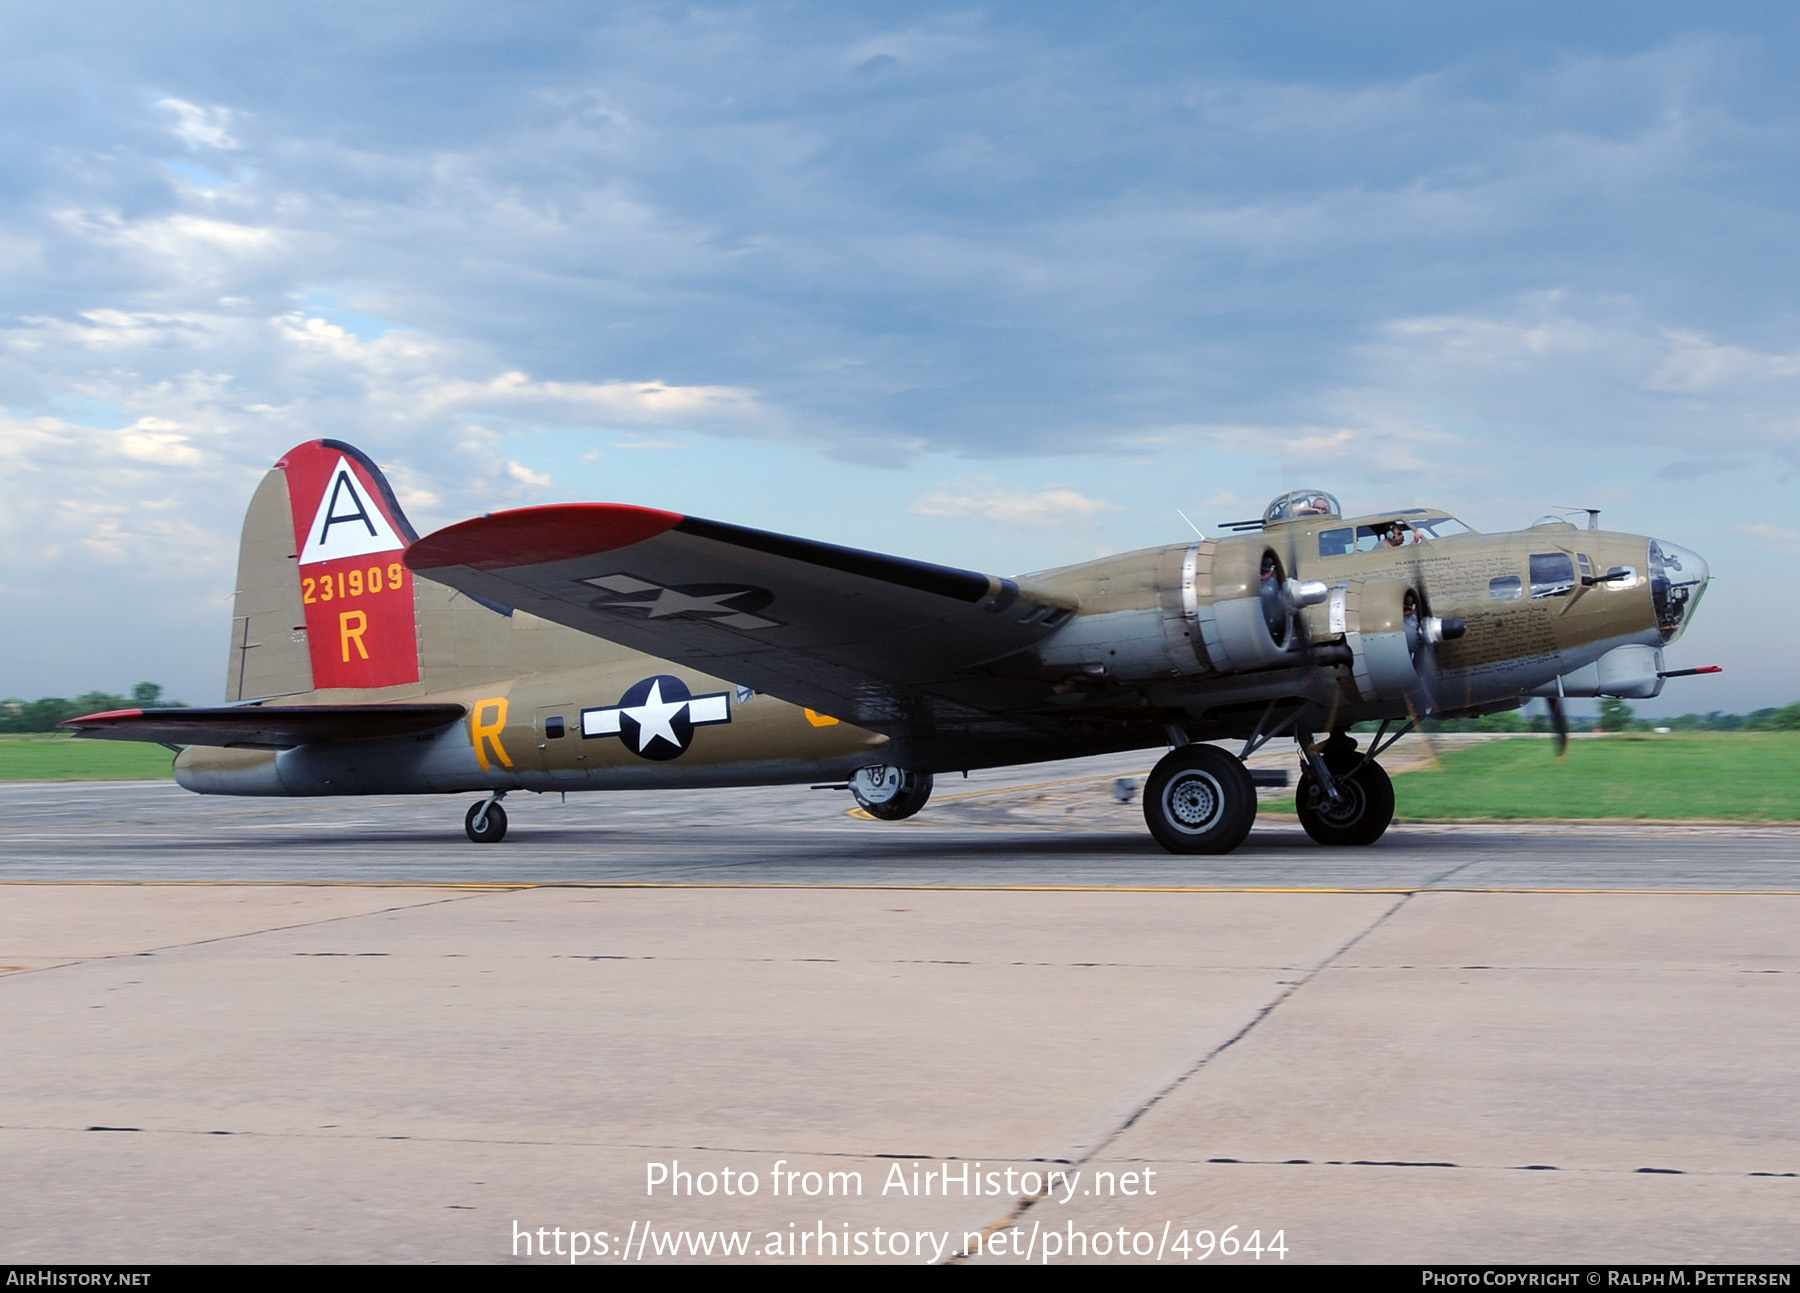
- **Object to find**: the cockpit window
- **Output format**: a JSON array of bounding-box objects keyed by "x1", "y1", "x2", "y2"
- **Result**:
[
  {"x1": 1317, "y1": 516, "x2": 1468, "y2": 557},
  {"x1": 1318, "y1": 527, "x2": 1354, "y2": 557},
  {"x1": 1409, "y1": 517, "x2": 1471, "y2": 539},
  {"x1": 1265, "y1": 490, "x2": 1341, "y2": 526}
]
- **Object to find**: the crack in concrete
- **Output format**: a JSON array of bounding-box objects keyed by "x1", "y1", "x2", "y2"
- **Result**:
[
  {"x1": 0, "y1": 889, "x2": 513, "y2": 981},
  {"x1": 943, "y1": 869, "x2": 1464, "y2": 1264},
  {"x1": 8, "y1": 1124, "x2": 1793, "y2": 1183}
]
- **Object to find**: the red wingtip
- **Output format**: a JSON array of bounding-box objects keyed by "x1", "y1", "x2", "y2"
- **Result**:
[
  {"x1": 59, "y1": 708, "x2": 146, "y2": 728},
  {"x1": 406, "y1": 504, "x2": 684, "y2": 571}
]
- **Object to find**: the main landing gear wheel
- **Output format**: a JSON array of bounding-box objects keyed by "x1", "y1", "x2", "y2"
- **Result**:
[
  {"x1": 1296, "y1": 751, "x2": 1395, "y2": 847},
  {"x1": 850, "y1": 766, "x2": 934, "y2": 821},
  {"x1": 465, "y1": 799, "x2": 508, "y2": 844},
  {"x1": 1144, "y1": 744, "x2": 1257, "y2": 855}
]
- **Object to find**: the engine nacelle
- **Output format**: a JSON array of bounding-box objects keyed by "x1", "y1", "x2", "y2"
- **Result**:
[
  {"x1": 1034, "y1": 537, "x2": 1325, "y2": 682},
  {"x1": 1339, "y1": 579, "x2": 1425, "y2": 702},
  {"x1": 1193, "y1": 541, "x2": 1298, "y2": 672}
]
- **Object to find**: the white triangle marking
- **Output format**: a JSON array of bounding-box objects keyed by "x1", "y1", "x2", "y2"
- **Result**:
[{"x1": 299, "y1": 457, "x2": 406, "y2": 565}]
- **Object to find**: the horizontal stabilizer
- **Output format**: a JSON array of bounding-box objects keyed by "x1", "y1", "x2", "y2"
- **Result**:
[{"x1": 61, "y1": 704, "x2": 468, "y2": 749}]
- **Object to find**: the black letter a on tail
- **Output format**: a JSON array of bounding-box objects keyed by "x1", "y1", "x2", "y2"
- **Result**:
[{"x1": 320, "y1": 470, "x2": 378, "y2": 542}]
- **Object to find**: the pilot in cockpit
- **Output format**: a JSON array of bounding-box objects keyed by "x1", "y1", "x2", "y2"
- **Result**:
[{"x1": 1293, "y1": 495, "x2": 1334, "y2": 517}]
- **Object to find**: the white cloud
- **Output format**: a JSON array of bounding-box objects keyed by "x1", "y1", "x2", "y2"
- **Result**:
[
  {"x1": 0, "y1": 413, "x2": 237, "y2": 577},
  {"x1": 116, "y1": 417, "x2": 203, "y2": 466},
  {"x1": 1648, "y1": 330, "x2": 1800, "y2": 394},
  {"x1": 157, "y1": 98, "x2": 238, "y2": 150},
  {"x1": 1734, "y1": 523, "x2": 1800, "y2": 554},
  {"x1": 52, "y1": 210, "x2": 281, "y2": 290},
  {"x1": 1362, "y1": 301, "x2": 1800, "y2": 463},
  {"x1": 1197, "y1": 490, "x2": 1266, "y2": 518},
  {"x1": 0, "y1": 416, "x2": 70, "y2": 464},
  {"x1": 505, "y1": 460, "x2": 552, "y2": 490},
  {"x1": 262, "y1": 314, "x2": 761, "y2": 432},
  {"x1": 420, "y1": 372, "x2": 759, "y2": 424},
  {"x1": 911, "y1": 481, "x2": 1119, "y2": 529}
]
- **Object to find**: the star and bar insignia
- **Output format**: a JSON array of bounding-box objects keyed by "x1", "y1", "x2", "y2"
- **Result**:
[
  {"x1": 581, "y1": 573, "x2": 781, "y2": 630},
  {"x1": 581, "y1": 675, "x2": 732, "y2": 761}
]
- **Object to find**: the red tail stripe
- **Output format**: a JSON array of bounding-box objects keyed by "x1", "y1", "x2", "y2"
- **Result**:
[{"x1": 407, "y1": 504, "x2": 684, "y2": 572}]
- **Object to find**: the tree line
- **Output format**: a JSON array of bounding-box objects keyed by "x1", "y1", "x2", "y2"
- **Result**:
[
  {"x1": 5, "y1": 685, "x2": 1798, "y2": 736},
  {"x1": 1423, "y1": 698, "x2": 1800, "y2": 734},
  {"x1": 0, "y1": 684, "x2": 187, "y2": 733}
]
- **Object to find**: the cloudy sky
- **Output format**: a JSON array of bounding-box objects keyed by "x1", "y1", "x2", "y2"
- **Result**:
[{"x1": 2, "y1": 1, "x2": 1795, "y2": 713}]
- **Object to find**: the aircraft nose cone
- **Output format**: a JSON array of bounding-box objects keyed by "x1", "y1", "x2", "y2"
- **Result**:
[{"x1": 1649, "y1": 539, "x2": 1709, "y2": 642}]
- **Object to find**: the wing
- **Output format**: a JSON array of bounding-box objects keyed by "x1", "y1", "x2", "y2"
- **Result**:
[
  {"x1": 62, "y1": 704, "x2": 468, "y2": 749},
  {"x1": 406, "y1": 505, "x2": 1078, "y2": 738}
]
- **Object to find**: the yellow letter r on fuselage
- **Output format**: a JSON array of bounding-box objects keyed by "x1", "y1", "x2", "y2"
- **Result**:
[{"x1": 470, "y1": 697, "x2": 514, "y2": 771}]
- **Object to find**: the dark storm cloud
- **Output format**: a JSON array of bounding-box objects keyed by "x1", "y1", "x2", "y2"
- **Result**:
[{"x1": 6, "y1": 1, "x2": 1799, "y2": 459}]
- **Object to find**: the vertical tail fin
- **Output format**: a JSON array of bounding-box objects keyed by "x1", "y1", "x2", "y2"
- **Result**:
[
  {"x1": 226, "y1": 440, "x2": 423, "y2": 700},
  {"x1": 228, "y1": 439, "x2": 621, "y2": 703}
]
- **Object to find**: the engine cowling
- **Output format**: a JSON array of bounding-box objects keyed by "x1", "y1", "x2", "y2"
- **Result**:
[
  {"x1": 1340, "y1": 578, "x2": 1425, "y2": 702},
  {"x1": 1194, "y1": 542, "x2": 1298, "y2": 672},
  {"x1": 1033, "y1": 537, "x2": 1322, "y2": 682}
]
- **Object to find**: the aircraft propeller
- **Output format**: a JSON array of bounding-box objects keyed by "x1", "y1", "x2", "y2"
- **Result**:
[{"x1": 1545, "y1": 694, "x2": 1570, "y2": 757}]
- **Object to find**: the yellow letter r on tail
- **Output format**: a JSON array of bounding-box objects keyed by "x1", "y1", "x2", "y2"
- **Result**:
[{"x1": 338, "y1": 610, "x2": 369, "y2": 662}]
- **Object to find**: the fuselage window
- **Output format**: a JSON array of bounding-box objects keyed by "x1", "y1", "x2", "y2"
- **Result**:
[
  {"x1": 544, "y1": 716, "x2": 566, "y2": 739},
  {"x1": 1529, "y1": 553, "x2": 1576, "y2": 599},
  {"x1": 1489, "y1": 575, "x2": 1522, "y2": 601},
  {"x1": 1318, "y1": 527, "x2": 1354, "y2": 557}
]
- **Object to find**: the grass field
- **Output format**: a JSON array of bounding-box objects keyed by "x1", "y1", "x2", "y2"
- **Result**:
[
  {"x1": 1391, "y1": 732, "x2": 1800, "y2": 822},
  {"x1": 0, "y1": 733, "x2": 177, "y2": 781},
  {"x1": 1, "y1": 729, "x2": 1795, "y2": 822}
]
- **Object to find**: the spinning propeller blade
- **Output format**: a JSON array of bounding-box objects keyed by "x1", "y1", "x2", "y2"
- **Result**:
[{"x1": 1546, "y1": 695, "x2": 1569, "y2": 757}]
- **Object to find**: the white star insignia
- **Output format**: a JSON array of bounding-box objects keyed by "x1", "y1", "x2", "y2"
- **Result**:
[
  {"x1": 581, "y1": 573, "x2": 780, "y2": 630},
  {"x1": 580, "y1": 678, "x2": 733, "y2": 754},
  {"x1": 621, "y1": 678, "x2": 686, "y2": 753}
]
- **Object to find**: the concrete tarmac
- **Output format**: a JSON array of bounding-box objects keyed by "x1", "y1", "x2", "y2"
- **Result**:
[{"x1": 1, "y1": 760, "x2": 1796, "y2": 1264}]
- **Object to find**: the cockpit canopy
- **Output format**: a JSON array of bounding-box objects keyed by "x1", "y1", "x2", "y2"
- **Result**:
[{"x1": 1263, "y1": 490, "x2": 1341, "y2": 526}]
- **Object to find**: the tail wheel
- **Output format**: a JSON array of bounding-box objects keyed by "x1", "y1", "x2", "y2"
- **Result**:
[
  {"x1": 465, "y1": 800, "x2": 508, "y2": 844},
  {"x1": 1296, "y1": 753, "x2": 1394, "y2": 846},
  {"x1": 851, "y1": 767, "x2": 934, "y2": 821},
  {"x1": 1143, "y1": 744, "x2": 1257, "y2": 855}
]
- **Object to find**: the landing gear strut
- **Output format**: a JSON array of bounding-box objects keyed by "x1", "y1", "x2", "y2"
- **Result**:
[
  {"x1": 1143, "y1": 743, "x2": 1258, "y2": 855},
  {"x1": 1295, "y1": 736, "x2": 1395, "y2": 847},
  {"x1": 465, "y1": 792, "x2": 508, "y2": 844}
]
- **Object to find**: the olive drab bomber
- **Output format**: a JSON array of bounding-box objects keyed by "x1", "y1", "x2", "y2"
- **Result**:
[{"x1": 64, "y1": 449, "x2": 1713, "y2": 853}]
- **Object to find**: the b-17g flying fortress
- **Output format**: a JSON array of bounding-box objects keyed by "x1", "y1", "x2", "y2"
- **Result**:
[
  {"x1": 65, "y1": 438, "x2": 1713, "y2": 853},
  {"x1": 13, "y1": 3, "x2": 1800, "y2": 1270}
]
